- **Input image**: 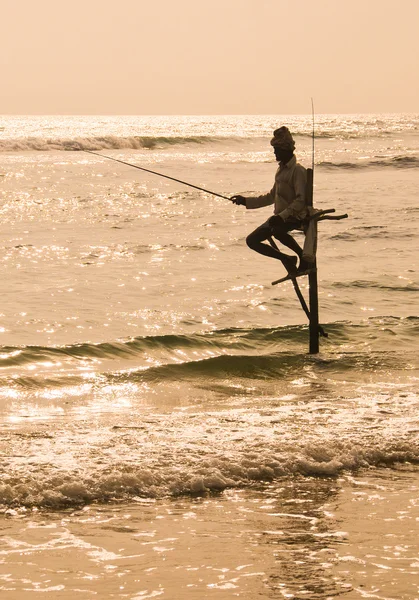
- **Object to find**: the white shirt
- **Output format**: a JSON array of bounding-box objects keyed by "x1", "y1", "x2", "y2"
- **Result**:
[{"x1": 245, "y1": 155, "x2": 308, "y2": 221}]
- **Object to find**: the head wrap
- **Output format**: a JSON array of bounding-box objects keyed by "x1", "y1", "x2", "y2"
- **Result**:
[{"x1": 270, "y1": 126, "x2": 295, "y2": 151}]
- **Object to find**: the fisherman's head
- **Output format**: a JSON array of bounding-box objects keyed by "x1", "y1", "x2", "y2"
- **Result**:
[{"x1": 270, "y1": 126, "x2": 295, "y2": 164}]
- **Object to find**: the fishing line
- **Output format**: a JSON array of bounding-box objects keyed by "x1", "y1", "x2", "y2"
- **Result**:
[
  {"x1": 311, "y1": 97, "x2": 315, "y2": 172},
  {"x1": 82, "y1": 149, "x2": 231, "y2": 201}
]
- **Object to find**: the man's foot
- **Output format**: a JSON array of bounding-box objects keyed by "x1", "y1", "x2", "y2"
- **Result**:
[
  {"x1": 281, "y1": 254, "x2": 298, "y2": 274},
  {"x1": 297, "y1": 259, "x2": 314, "y2": 274}
]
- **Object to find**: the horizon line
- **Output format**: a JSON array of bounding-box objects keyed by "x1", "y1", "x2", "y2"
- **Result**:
[{"x1": 1, "y1": 111, "x2": 418, "y2": 118}]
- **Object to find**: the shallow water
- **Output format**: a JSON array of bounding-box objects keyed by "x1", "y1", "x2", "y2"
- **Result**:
[{"x1": 1, "y1": 471, "x2": 418, "y2": 599}]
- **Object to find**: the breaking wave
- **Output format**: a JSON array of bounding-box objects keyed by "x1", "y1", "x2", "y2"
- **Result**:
[
  {"x1": 2, "y1": 134, "x2": 418, "y2": 159},
  {"x1": 1, "y1": 437, "x2": 418, "y2": 509},
  {"x1": 0, "y1": 318, "x2": 418, "y2": 390},
  {"x1": 0, "y1": 135, "x2": 222, "y2": 153}
]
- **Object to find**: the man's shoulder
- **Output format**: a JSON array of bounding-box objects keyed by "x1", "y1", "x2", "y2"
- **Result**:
[
  {"x1": 290, "y1": 161, "x2": 307, "y2": 182},
  {"x1": 294, "y1": 160, "x2": 307, "y2": 173},
  {"x1": 285, "y1": 155, "x2": 306, "y2": 173}
]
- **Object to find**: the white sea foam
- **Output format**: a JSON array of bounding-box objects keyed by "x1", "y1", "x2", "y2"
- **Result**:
[{"x1": 1, "y1": 386, "x2": 418, "y2": 508}]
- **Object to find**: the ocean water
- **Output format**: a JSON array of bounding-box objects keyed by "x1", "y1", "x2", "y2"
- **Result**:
[{"x1": 0, "y1": 114, "x2": 418, "y2": 599}]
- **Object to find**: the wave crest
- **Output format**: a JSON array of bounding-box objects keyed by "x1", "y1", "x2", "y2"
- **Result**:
[
  {"x1": 0, "y1": 135, "x2": 218, "y2": 153},
  {"x1": 0, "y1": 318, "x2": 418, "y2": 391}
]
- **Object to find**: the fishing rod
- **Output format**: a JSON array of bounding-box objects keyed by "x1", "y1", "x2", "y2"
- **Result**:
[{"x1": 82, "y1": 149, "x2": 231, "y2": 201}]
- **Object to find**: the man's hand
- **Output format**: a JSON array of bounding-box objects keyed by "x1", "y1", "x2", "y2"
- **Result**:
[{"x1": 231, "y1": 195, "x2": 246, "y2": 206}]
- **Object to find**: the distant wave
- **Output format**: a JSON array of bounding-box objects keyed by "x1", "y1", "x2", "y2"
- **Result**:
[
  {"x1": 319, "y1": 155, "x2": 419, "y2": 170},
  {"x1": 332, "y1": 280, "x2": 419, "y2": 292},
  {"x1": 329, "y1": 227, "x2": 417, "y2": 241},
  {"x1": 296, "y1": 131, "x2": 396, "y2": 140},
  {"x1": 0, "y1": 135, "x2": 223, "y2": 152},
  {"x1": 2, "y1": 131, "x2": 418, "y2": 154}
]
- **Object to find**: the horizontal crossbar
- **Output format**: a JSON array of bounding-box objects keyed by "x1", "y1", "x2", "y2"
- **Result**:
[{"x1": 311, "y1": 208, "x2": 348, "y2": 222}]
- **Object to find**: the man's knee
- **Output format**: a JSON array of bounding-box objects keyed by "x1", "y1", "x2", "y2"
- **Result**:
[
  {"x1": 246, "y1": 224, "x2": 271, "y2": 250},
  {"x1": 246, "y1": 233, "x2": 258, "y2": 249}
]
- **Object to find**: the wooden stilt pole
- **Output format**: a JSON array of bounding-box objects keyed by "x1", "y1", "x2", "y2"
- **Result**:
[
  {"x1": 308, "y1": 270, "x2": 319, "y2": 353},
  {"x1": 306, "y1": 168, "x2": 319, "y2": 354}
]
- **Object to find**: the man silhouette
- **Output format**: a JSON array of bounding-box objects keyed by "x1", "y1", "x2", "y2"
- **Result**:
[{"x1": 231, "y1": 126, "x2": 311, "y2": 275}]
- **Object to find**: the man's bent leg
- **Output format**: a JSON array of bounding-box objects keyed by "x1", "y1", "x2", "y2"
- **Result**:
[
  {"x1": 246, "y1": 223, "x2": 283, "y2": 260},
  {"x1": 246, "y1": 222, "x2": 297, "y2": 271},
  {"x1": 270, "y1": 217, "x2": 312, "y2": 272},
  {"x1": 270, "y1": 217, "x2": 303, "y2": 256}
]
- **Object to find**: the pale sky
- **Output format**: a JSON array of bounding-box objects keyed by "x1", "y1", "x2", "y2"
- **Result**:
[{"x1": 2, "y1": 0, "x2": 418, "y2": 115}]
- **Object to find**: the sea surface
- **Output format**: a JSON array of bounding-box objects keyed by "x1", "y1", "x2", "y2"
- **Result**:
[{"x1": 0, "y1": 114, "x2": 418, "y2": 599}]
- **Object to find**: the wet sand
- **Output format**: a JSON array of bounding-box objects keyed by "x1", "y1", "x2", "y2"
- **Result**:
[{"x1": 1, "y1": 469, "x2": 418, "y2": 599}]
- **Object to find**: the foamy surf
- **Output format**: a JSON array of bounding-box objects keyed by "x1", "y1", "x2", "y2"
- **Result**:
[{"x1": 1, "y1": 389, "x2": 418, "y2": 509}]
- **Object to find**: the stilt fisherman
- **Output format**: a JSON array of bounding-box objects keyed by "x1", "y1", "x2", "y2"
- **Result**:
[{"x1": 231, "y1": 126, "x2": 313, "y2": 275}]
